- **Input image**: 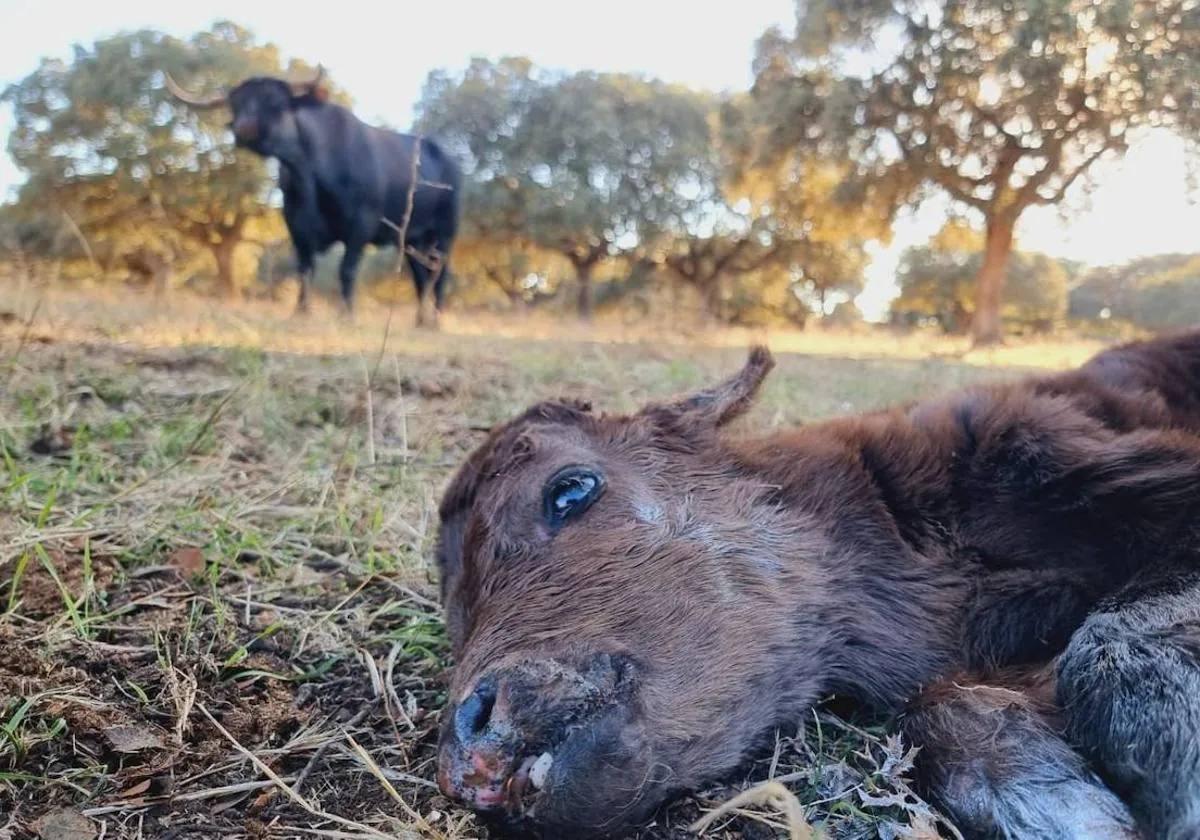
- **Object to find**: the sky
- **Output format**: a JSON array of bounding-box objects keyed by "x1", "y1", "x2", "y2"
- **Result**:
[{"x1": 2, "y1": 0, "x2": 1199, "y2": 318}]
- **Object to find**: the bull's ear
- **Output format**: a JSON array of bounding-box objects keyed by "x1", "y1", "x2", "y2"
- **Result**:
[{"x1": 644, "y1": 346, "x2": 775, "y2": 429}]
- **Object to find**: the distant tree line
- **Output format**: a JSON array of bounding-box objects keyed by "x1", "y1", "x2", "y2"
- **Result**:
[{"x1": 1069, "y1": 253, "x2": 1200, "y2": 332}]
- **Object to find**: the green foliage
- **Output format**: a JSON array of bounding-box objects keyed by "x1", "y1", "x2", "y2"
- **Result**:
[
  {"x1": 893, "y1": 223, "x2": 1068, "y2": 334},
  {"x1": 417, "y1": 59, "x2": 877, "y2": 323},
  {"x1": 752, "y1": 0, "x2": 1200, "y2": 341},
  {"x1": 1071, "y1": 253, "x2": 1200, "y2": 331},
  {"x1": 418, "y1": 61, "x2": 715, "y2": 315},
  {"x1": 1132, "y1": 268, "x2": 1200, "y2": 331}
]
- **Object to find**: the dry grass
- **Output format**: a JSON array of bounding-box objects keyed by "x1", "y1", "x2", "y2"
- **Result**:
[{"x1": 0, "y1": 284, "x2": 1101, "y2": 839}]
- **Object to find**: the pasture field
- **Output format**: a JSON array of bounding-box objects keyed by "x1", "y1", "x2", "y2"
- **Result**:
[{"x1": 0, "y1": 286, "x2": 1110, "y2": 839}]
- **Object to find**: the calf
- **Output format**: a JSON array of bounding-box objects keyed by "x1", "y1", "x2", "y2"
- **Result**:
[{"x1": 435, "y1": 332, "x2": 1200, "y2": 838}]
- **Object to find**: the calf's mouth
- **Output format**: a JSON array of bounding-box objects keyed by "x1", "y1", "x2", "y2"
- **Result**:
[{"x1": 438, "y1": 653, "x2": 642, "y2": 825}]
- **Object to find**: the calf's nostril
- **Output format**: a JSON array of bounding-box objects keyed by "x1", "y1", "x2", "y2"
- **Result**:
[{"x1": 455, "y1": 680, "x2": 497, "y2": 740}]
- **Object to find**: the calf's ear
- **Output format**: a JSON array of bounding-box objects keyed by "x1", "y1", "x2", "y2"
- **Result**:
[{"x1": 643, "y1": 346, "x2": 775, "y2": 429}]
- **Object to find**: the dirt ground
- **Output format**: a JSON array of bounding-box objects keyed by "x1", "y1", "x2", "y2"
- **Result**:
[{"x1": 1, "y1": 288, "x2": 1093, "y2": 839}]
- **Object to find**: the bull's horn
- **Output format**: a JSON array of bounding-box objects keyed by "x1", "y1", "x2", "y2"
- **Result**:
[
  {"x1": 163, "y1": 73, "x2": 227, "y2": 109},
  {"x1": 290, "y1": 64, "x2": 325, "y2": 95}
]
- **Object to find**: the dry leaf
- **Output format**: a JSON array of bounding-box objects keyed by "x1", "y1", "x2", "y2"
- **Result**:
[
  {"x1": 169, "y1": 547, "x2": 206, "y2": 578},
  {"x1": 104, "y1": 724, "x2": 166, "y2": 753},
  {"x1": 32, "y1": 809, "x2": 95, "y2": 840},
  {"x1": 117, "y1": 778, "x2": 153, "y2": 798}
]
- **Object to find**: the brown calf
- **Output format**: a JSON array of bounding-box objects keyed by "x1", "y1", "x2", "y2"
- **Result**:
[{"x1": 435, "y1": 332, "x2": 1200, "y2": 838}]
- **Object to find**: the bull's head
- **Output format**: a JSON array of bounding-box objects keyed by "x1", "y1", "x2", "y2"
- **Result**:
[
  {"x1": 164, "y1": 67, "x2": 325, "y2": 154},
  {"x1": 435, "y1": 349, "x2": 840, "y2": 837}
]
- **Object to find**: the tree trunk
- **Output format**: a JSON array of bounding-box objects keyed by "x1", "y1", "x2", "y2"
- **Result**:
[
  {"x1": 704, "y1": 273, "x2": 724, "y2": 322},
  {"x1": 970, "y1": 216, "x2": 1016, "y2": 346},
  {"x1": 212, "y1": 239, "x2": 239, "y2": 300},
  {"x1": 576, "y1": 260, "x2": 595, "y2": 320}
]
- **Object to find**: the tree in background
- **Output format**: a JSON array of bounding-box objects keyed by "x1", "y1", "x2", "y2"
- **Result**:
[
  {"x1": 752, "y1": 0, "x2": 1200, "y2": 344},
  {"x1": 1069, "y1": 253, "x2": 1194, "y2": 321},
  {"x1": 418, "y1": 61, "x2": 879, "y2": 323},
  {"x1": 2, "y1": 23, "x2": 325, "y2": 296},
  {"x1": 1070, "y1": 253, "x2": 1200, "y2": 331},
  {"x1": 651, "y1": 96, "x2": 883, "y2": 321},
  {"x1": 893, "y1": 222, "x2": 1068, "y2": 334},
  {"x1": 419, "y1": 61, "x2": 715, "y2": 317},
  {"x1": 1128, "y1": 257, "x2": 1200, "y2": 329}
]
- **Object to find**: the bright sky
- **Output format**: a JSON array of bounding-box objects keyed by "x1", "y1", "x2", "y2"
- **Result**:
[{"x1": 2, "y1": 0, "x2": 1198, "y2": 318}]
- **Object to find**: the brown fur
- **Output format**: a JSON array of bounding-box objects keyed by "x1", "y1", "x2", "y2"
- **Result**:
[{"x1": 436, "y1": 333, "x2": 1200, "y2": 838}]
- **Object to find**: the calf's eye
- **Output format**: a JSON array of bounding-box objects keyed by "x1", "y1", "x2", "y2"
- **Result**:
[{"x1": 543, "y1": 468, "x2": 604, "y2": 527}]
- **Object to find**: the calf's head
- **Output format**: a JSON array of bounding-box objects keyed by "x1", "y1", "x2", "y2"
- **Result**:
[
  {"x1": 436, "y1": 349, "x2": 833, "y2": 837},
  {"x1": 165, "y1": 67, "x2": 326, "y2": 155}
]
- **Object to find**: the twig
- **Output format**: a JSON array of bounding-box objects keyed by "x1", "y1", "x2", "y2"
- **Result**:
[
  {"x1": 361, "y1": 356, "x2": 376, "y2": 466},
  {"x1": 4, "y1": 296, "x2": 44, "y2": 380},
  {"x1": 691, "y1": 780, "x2": 813, "y2": 840},
  {"x1": 392, "y1": 355, "x2": 410, "y2": 463},
  {"x1": 416, "y1": 177, "x2": 453, "y2": 191},
  {"x1": 383, "y1": 641, "x2": 417, "y2": 731},
  {"x1": 294, "y1": 705, "x2": 375, "y2": 794},
  {"x1": 60, "y1": 209, "x2": 100, "y2": 275},
  {"x1": 82, "y1": 777, "x2": 300, "y2": 815},
  {"x1": 345, "y1": 734, "x2": 442, "y2": 839},
  {"x1": 196, "y1": 703, "x2": 397, "y2": 840}
]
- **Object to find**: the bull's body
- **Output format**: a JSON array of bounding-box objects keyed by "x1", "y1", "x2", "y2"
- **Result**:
[
  {"x1": 271, "y1": 101, "x2": 461, "y2": 317},
  {"x1": 169, "y1": 72, "x2": 461, "y2": 322}
]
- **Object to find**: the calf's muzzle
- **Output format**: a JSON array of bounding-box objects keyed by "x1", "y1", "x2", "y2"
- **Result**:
[{"x1": 438, "y1": 653, "x2": 636, "y2": 815}]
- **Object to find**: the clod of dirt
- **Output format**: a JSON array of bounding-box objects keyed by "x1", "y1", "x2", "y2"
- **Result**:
[
  {"x1": 29, "y1": 424, "x2": 74, "y2": 455},
  {"x1": 31, "y1": 808, "x2": 96, "y2": 840},
  {"x1": 399, "y1": 375, "x2": 457, "y2": 399},
  {"x1": 103, "y1": 724, "x2": 167, "y2": 753}
]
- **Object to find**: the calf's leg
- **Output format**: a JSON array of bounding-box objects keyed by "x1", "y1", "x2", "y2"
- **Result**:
[
  {"x1": 1057, "y1": 570, "x2": 1200, "y2": 839},
  {"x1": 904, "y1": 677, "x2": 1138, "y2": 839}
]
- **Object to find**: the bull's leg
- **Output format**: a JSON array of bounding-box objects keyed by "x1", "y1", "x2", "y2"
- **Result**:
[
  {"x1": 433, "y1": 256, "x2": 451, "y2": 313},
  {"x1": 1057, "y1": 570, "x2": 1200, "y2": 839},
  {"x1": 295, "y1": 265, "x2": 313, "y2": 315},
  {"x1": 407, "y1": 253, "x2": 437, "y2": 329},
  {"x1": 338, "y1": 240, "x2": 366, "y2": 319},
  {"x1": 289, "y1": 242, "x2": 315, "y2": 316},
  {"x1": 904, "y1": 677, "x2": 1139, "y2": 839},
  {"x1": 280, "y1": 167, "x2": 320, "y2": 318}
]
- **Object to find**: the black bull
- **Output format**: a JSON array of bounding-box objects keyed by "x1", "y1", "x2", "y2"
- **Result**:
[{"x1": 167, "y1": 70, "x2": 461, "y2": 324}]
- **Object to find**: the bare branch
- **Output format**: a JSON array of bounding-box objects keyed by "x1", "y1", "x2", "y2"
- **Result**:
[{"x1": 1034, "y1": 139, "x2": 1120, "y2": 206}]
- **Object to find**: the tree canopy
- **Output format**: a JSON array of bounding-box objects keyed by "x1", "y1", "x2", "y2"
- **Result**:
[
  {"x1": 417, "y1": 59, "x2": 880, "y2": 320},
  {"x1": 751, "y1": 0, "x2": 1200, "y2": 343}
]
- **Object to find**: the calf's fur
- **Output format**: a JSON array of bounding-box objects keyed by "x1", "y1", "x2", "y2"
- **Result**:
[{"x1": 436, "y1": 331, "x2": 1200, "y2": 838}]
